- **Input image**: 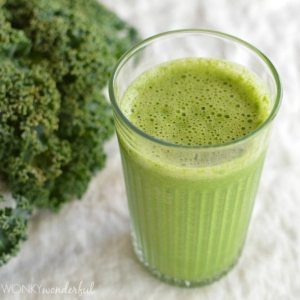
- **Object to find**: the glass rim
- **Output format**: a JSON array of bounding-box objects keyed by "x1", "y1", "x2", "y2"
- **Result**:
[{"x1": 109, "y1": 29, "x2": 282, "y2": 149}]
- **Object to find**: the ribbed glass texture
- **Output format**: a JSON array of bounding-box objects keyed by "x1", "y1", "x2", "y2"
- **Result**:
[
  {"x1": 119, "y1": 138, "x2": 265, "y2": 286},
  {"x1": 110, "y1": 30, "x2": 281, "y2": 286}
]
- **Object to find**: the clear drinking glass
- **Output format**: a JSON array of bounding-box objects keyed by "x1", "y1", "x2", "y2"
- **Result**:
[{"x1": 109, "y1": 29, "x2": 282, "y2": 287}]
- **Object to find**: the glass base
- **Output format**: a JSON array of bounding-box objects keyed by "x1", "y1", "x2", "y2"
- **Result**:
[{"x1": 132, "y1": 239, "x2": 242, "y2": 288}]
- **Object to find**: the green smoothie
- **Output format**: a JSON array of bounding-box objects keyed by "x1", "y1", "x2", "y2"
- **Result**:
[{"x1": 117, "y1": 58, "x2": 270, "y2": 285}]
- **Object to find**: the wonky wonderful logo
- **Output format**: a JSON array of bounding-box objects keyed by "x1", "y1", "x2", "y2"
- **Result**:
[{"x1": 0, "y1": 281, "x2": 94, "y2": 295}]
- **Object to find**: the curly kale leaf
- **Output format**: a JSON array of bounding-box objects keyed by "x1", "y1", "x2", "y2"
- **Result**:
[
  {"x1": 0, "y1": 59, "x2": 72, "y2": 206},
  {"x1": 0, "y1": 0, "x2": 138, "y2": 263},
  {"x1": 0, "y1": 194, "x2": 31, "y2": 266},
  {"x1": 0, "y1": 10, "x2": 31, "y2": 58},
  {"x1": 51, "y1": 91, "x2": 114, "y2": 207},
  {"x1": 4, "y1": 0, "x2": 138, "y2": 90},
  {"x1": 1, "y1": 0, "x2": 138, "y2": 210}
]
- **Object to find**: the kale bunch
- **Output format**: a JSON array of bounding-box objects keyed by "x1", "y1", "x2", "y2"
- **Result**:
[{"x1": 0, "y1": 0, "x2": 138, "y2": 265}]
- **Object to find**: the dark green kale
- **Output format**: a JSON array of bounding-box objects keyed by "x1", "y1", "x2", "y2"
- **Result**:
[
  {"x1": 0, "y1": 193, "x2": 31, "y2": 266},
  {"x1": 0, "y1": 0, "x2": 138, "y2": 264},
  {"x1": 0, "y1": 59, "x2": 71, "y2": 205}
]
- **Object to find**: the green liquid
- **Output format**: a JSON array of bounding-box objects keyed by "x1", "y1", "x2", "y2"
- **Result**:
[
  {"x1": 118, "y1": 58, "x2": 270, "y2": 285},
  {"x1": 122, "y1": 58, "x2": 269, "y2": 145}
]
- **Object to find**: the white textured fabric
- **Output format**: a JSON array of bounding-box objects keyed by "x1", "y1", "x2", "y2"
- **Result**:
[{"x1": 0, "y1": 0, "x2": 299, "y2": 299}]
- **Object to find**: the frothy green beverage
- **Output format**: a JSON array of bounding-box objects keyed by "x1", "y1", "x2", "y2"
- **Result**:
[{"x1": 118, "y1": 58, "x2": 270, "y2": 285}]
